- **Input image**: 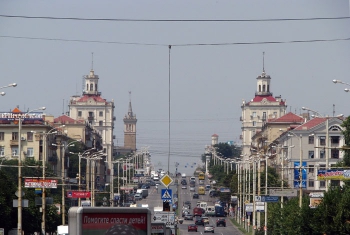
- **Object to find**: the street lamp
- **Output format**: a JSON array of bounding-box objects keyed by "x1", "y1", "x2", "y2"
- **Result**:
[
  {"x1": 0, "y1": 82, "x2": 17, "y2": 96},
  {"x1": 332, "y1": 79, "x2": 350, "y2": 92},
  {"x1": 17, "y1": 106, "x2": 45, "y2": 235},
  {"x1": 78, "y1": 148, "x2": 95, "y2": 206}
]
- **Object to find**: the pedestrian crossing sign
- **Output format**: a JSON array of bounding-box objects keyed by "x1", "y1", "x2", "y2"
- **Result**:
[{"x1": 161, "y1": 189, "x2": 172, "y2": 201}]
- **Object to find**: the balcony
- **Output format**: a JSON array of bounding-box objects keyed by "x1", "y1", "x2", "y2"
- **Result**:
[
  {"x1": 10, "y1": 140, "x2": 19, "y2": 145},
  {"x1": 48, "y1": 156, "x2": 58, "y2": 164}
]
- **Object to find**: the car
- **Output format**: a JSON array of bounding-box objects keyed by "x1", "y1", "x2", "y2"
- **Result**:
[
  {"x1": 190, "y1": 186, "x2": 195, "y2": 192},
  {"x1": 184, "y1": 214, "x2": 194, "y2": 220},
  {"x1": 182, "y1": 185, "x2": 187, "y2": 189},
  {"x1": 204, "y1": 224, "x2": 214, "y2": 233},
  {"x1": 184, "y1": 201, "x2": 191, "y2": 209},
  {"x1": 181, "y1": 180, "x2": 187, "y2": 185},
  {"x1": 193, "y1": 193, "x2": 199, "y2": 199},
  {"x1": 201, "y1": 216, "x2": 209, "y2": 225},
  {"x1": 182, "y1": 210, "x2": 190, "y2": 217},
  {"x1": 188, "y1": 224, "x2": 198, "y2": 232},
  {"x1": 195, "y1": 218, "x2": 205, "y2": 226},
  {"x1": 216, "y1": 218, "x2": 226, "y2": 227}
]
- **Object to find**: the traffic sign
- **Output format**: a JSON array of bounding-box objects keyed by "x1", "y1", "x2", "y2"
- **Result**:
[
  {"x1": 261, "y1": 196, "x2": 279, "y2": 202},
  {"x1": 161, "y1": 189, "x2": 172, "y2": 201},
  {"x1": 160, "y1": 174, "x2": 173, "y2": 188},
  {"x1": 269, "y1": 189, "x2": 297, "y2": 197}
]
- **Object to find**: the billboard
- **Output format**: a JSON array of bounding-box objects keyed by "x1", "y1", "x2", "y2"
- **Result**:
[
  {"x1": 68, "y1": 207, "x2": 151, "y2": 235},
  {"x1": 67, "y1": 191, "x2": 91, "y2": 198},
  {"x1": 293, "y1": 161, "x2": 307, "y2": 188},
  {"x1": 25, "y1": 179, "x2": 57, "y2": 188},
  {"x1": 317, "y1": 169, "x2": 350, "y2": 180}
]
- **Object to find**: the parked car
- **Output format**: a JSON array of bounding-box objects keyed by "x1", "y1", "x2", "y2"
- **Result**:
[
  {"x1": 188, "y1": 224, "x2": 198, "y2": 232},
  {"x1": 193, "y1": 193, "x2": 199, "y2": 199},
  {"x1": 184, "y1": 214, "x2": 194, "y2": 220},
  {"x1": 181, "y1": 184, "x2": 187, "y2": 189},
  {"x1": 204, "y1": 224, "x2": 214, "y2": 233},
  {"x1": 190, "y1": 186, "x2": 195, "y2": 192},
  {"x1": 216, "y1": 218, "x2": 226, "y2": 227}
]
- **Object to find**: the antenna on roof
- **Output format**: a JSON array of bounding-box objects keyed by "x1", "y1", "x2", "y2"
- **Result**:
[
  {"x1": 91, "y1": 52, "x2": 94, "y2": 71},
  {"x1": 263, "y1": 51, "x2": 265, "y2": 72},
  {"x1": 333, "y1": 104, "x2": 335, "y2": 117}
]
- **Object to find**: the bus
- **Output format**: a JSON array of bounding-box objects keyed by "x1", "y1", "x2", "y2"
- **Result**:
[
  {"x1": 198, "y1": 172, "x2": 205, "y2": 180},
  {"x1": 198, "y1": 186, "x2": 205, "y2": 195}
]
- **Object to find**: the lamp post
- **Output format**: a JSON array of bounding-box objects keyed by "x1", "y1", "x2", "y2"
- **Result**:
[
  {"x1": 332, "y1": 79, "x2": 350, "y2": 92},
  {"x1": 17, "y1": 106, "x2": 45, "y2": 235},
  {"x1": 0, "y1": 82, "x2": 17, "y2": 96},
  {"x1": 78, "y1": 148, "x2": 95, "y2": 206}
]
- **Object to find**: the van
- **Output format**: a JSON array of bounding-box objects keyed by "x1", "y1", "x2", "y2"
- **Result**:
[
  {"x1": 198, "y1": 186, "x2": 205, "y2": 195},
  {"x1": 206, "y1": 206, "x2": 215, "y2": 216}
]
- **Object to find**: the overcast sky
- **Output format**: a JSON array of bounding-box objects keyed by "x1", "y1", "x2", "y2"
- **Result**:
[{"x1": 1, "y1": 1, "x2": 349, "y2": 175}]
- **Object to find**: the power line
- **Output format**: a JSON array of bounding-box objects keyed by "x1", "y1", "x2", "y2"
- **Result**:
[
  {"x1": 1, "y1": 35, "x2": 349, "y2": 46},
  {"x1": 0, "y1": 14, "x2": 349, "y2": 22}
]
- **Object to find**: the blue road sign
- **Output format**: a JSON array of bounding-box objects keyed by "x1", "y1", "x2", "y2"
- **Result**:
[
  {"x1": 161, "y1": 189, "x2": 172, "y2": 201},
  {"x1": 261, "y1": 196, "x2": 279, "y2": 202}
]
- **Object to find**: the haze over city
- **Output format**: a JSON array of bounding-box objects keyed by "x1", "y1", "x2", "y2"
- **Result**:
[{"x1": 1, "y1": 1, "x2": 349, "y2": 175}]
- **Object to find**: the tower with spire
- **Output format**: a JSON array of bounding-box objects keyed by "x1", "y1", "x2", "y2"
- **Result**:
[
  {"x1": 240, "y1": 52, "x2": 287, "y2": 160},
  {"x1": 68, "y1": 54, "x2": 115, "y2": 184},
  {"x1": 123, "y1": 92, "x2": 137, "y2": 151}
]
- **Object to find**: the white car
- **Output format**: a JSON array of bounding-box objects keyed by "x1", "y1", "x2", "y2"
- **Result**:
[
  {"x1": 204, "y1": 224, "x2": 214, "y2": 233},
  {"x1": 181, "y1": 185, "x2": 187, "y2": 189},
  {"x1": 190, "y1": 186, "x2": 195, "y2": 192}
]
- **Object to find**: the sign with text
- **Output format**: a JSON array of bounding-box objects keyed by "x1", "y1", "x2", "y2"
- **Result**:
[
  {"x1": 25, "y1": 179, "x2": 57, "y2": 188},
  {"x1": 68, "y1": 207, "x2": 151, "y2": 235},
  {"x1": 67, "y1": 191, "x2": 91, "y2": 198},
  {"x1": 269, "y1": 189, "x2": 297, "y2": 197},
  {"x1": 0, "y1": 111, "x2": 44, "y2": 121},
  {"x1": 317, "y1": 169, "x2": 350, "y2": 180},
  {"x1": 161, "y1": 189, "x2": 172, "y2": 201},
  {"x1": 294, "y1": 161, "x2": 307, "y2": 189},
  {"x1": 151, "y1": 223, "x2": 165, "y2": 234}
]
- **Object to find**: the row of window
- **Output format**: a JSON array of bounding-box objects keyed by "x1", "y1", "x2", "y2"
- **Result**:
[
  {"x1": 78, "y1": 111, "x2": 104, "y2": 117},
  {"x1": 251, "y1": 111, "x2": 277, "y2": 119},
  {"x1": 0, "y1": 132, "x2": 34, "y2": 141},
  {"x1": 308, "y1": 149, "x2": 340, "y2": 159},
  {"x1": 308, "y1": 136, "x2": 340, "y2": 145},
  {"x1": 0, "y1": 146, "x2": 34, "y2": 157},
  {"x1": 308, "y1": 180, "x2": 340, "y2": 188}
]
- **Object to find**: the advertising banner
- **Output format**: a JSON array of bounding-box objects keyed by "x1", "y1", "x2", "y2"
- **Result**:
[
  {"x1": 68, "y1": 207, "x2": 151, "y2": 235},
  {"x1": 25, "y1": 179, "x2": 57, "y2": 188},
  {"x1": 293, "y1": 161, "x2": 307, "y2": 188},
  {"x1": 67, "y1": 191, "x2": 91, "y2": 198},
  {"x1": 317, "y1": 169, "x2": 350, "y2": 180}
]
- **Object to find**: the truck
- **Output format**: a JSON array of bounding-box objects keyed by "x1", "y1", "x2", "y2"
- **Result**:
[
  {"x1": 57, "y1": 225, "x2": 69, "y2": 235},
  {"x1": 181, "y1": 173, "x2": 186, "y2": 179},
  {"x1": 193, "y1": 207, "x2": 203, "y2": 216}
]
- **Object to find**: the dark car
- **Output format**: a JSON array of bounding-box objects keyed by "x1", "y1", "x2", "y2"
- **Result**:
[
  {"x1": 193, "y1": 193, "x2": 199, "y2": 199},
  {"x1": 181, "y1": 180, "x2": 187, "y2": 185},
  {"x1": 188, "y1": 224, "x2": 198, "y2": 232},
  {"x1": 149, "y1": 181, "x2": 156, "y2": 186},
  {"x1": 195, "y1": 218, "x2": 205, "y2": 226},
  {"x1": 216, "y1": 218, "x2": 226, "y2": 227},
  {"x1": 184, "y1": 201, "x2": 191, "y2": 209}
]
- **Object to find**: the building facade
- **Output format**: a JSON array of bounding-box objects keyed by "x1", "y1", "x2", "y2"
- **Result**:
[
  {"x1": 240, "y1": 69, "x2": 287, "y2": 160},
  {"x1": 68, "y1": 69, "x2": 115, "y2": 182}
]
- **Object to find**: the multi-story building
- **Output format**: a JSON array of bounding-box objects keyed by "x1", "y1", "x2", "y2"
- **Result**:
[
  {"x1": 277, "y1": 116, "x2": 345, "y2": 191},
  {"x1": 240, "y1": 69, "x2": 287, "y2": 160}
]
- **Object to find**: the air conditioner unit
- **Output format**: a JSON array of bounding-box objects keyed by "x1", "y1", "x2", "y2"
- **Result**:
[{"x1": 21, "y1": 137, "x2": 26, "y2": 141}]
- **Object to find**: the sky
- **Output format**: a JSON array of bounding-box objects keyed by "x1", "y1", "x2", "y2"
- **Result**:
[{"x1": 0, "y1": 1, "x2": 350, "y2": 175}]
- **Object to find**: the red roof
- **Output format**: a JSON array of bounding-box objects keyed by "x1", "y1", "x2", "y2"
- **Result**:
[
  {"x1": 54, "y1": 115, "x2": 84, "y2": 124},
  {"x1": 269, "y1": 112, "x2": 304, "y2": 123},
  {"x1": 76, "y1": 95, "x2": 106, "y2": 103},
  {"x1": 294, "y1": 117, "x2": 327, "y2": 131},
  {"x1": 212, "y1": 134, "x2": 219, "y2": 137},
  {"x1": 252, "y1": 95, "x2": 277, "y2": 102}
]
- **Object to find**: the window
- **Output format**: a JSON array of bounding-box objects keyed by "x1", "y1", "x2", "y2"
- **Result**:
[
  {"x1": 319, "y1": 150, "x2": 324, "y2": 159},
  {"x1": 331, "y1": 136, "x2": 340, "y2": 144},
  {"x1": 309, "y1": 165, "x2": 314, "y2": 173},
  {"x1": 319, "y1": 164, "x2": 326, "y2": 170},
  {"x1": 99, "y1": 121, "x2": 103, "y2": 126},
  {"x1": 320, "y1": 136, "x2": 326, "y2": 146},
  {"x1": 273, "y1": 112, "x2": 277, "y2": 118},
  {"x1": 308, "y1": 151, "x2": 314, "y2": 159},
  {"x1": 99, "y1": 111, "x2": 103, "y2": 117},
  {"x1": 88, "y1": 112, "x2": 93, "y2": 117},
  {"x1": 27, "y1": 148, "x2": 34, "y2": 157},
  {"x1": 27, "y1": 132, "x2": 33, "y2": 141},
  {"x1": 12, "y1": 132, "x2": 18, "y2": 140},
  {"x1": 11, "y1": 147, "x2": 18, "y2": 157},
  {"x1": 0, "y1": 146, "x2": 4, "y2": 156},
  {"x1": 308, "y1": 136, "x2": 314, "y2": 144},
  {"x1": 331, "y1": 149, "x2": 339, "y2": 159},
  {"x1": 308, "y1": 180, "x2": 314, "y2": 187},
  {"x1": 262, "y1": 112, "x2": 267, "y2": 120},
  {"x1": 0, "y1": 132, "x2": 4, "y2": 141},
  {"x1": 330, "y1": 180, "x2": 340, "y2": 187},
  {"x1": 90, "y1": 84, "x2": 93, "y2": 91},
  {"x1": 252, "y1": 121, "x2": 256, "y2": 127},
  {"x1": 78, "y1": 111, "x2": 82, "y2": 117},
  {"x1": 320, "y1": 181, "x2": 326, "y2": 187}
]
